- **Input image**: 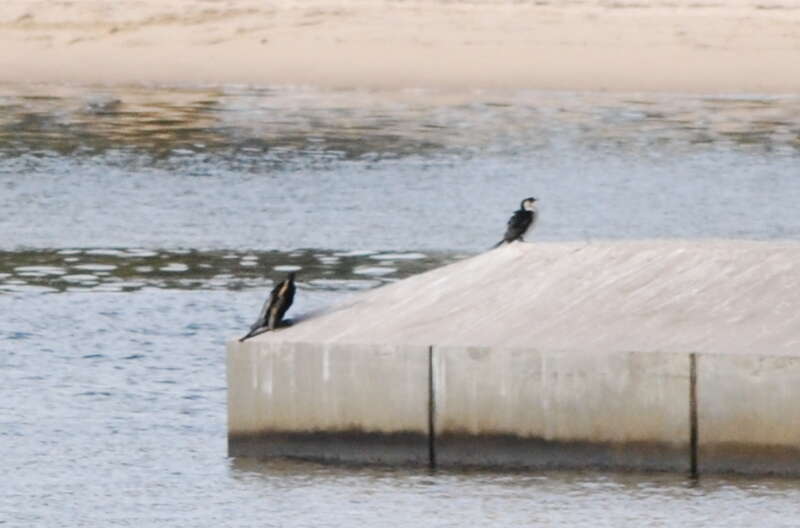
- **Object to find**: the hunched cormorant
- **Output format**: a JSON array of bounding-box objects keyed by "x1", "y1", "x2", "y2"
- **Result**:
[
  {"x1": 494, "y1": 197, "x2": 538, "y2": 247},
  {"x1": 239, "y1": 272, "x2": 296, "y2": 342}
]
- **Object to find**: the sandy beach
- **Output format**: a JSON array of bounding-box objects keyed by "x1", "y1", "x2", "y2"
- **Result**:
[{"x1": 1, "y1": 0, "x2": 800, "y2": 93}]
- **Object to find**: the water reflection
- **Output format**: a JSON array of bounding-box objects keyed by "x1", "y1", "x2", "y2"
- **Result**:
[
  {"x1": 228, "y1": 457, "x2": 800, "y2": 526},
  {"x1": 0, "y1": 85, "x2": 798, "y2": 169},
  {"x1": 0, "y1": 247, "x2": 462, "y2": 294}
]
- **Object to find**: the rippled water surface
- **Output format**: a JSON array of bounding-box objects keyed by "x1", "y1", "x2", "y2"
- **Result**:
[
  {"x1": 0, "y1": 248, "x2": 459, "y2": 294},
  {"x1": 2, "y1": 85, "x2": 800, "y2": 250},
  {"x1": 3, "y1": 83, "x2": 800, "y2": 526}
]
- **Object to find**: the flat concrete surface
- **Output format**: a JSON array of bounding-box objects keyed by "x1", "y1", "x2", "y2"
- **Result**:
[{"x1": 250, "y1": 241, "x2": 800, "y2": 356}]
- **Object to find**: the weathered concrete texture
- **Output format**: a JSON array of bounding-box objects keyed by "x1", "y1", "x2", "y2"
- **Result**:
[
  {"x1": 698, "y1": 354, "x2": 800, "y2": 475},
  {"x1": 227, "y1": 341, "x2": 430, "y2": 464},
  {"x1": 228, "y1": 241, "x2": 800, "y2": 474},
  {"x1": 433, "y1": 347, "x2": 690, "y2": 471},
  {"x1": 251, "y1": 241, "x2": 800, "y2": 357}
]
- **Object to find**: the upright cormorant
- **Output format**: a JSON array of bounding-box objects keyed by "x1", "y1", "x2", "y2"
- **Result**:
[
  {"x1": 494, "y1": 197, "x2": 538, "y2": 247},
  {"x1": 239, "y1": 272, "x2": 296, "y2": 342}
]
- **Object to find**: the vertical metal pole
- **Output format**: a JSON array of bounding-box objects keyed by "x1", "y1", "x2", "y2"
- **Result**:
[
  {"x1": 428, "y1": 345, "x2": 437, "y2": 470},
  {"x1": 689, "y1": 352, "x2": 699, "y2": 478}
]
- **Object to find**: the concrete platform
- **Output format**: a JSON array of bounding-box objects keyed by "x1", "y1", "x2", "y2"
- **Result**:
[{"x1": 227, "y1": 241, "x2": 800, "y2": 475}]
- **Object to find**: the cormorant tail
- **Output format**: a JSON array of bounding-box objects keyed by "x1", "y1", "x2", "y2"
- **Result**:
[{"x1": 239, "y1": 327, "x2": 271, "y2": 342}]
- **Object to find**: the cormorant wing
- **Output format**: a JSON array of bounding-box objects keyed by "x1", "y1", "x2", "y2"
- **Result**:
[
  {"x1": 272, "y1": 281, "x2": 295, "y2": 324},
  {"x1": 503, "y1": 209, "x2": 533, "y2": 242},
  {"x1": 240, "y1": 281, "x2": 283, "y2": 341},
  {"x1": 266, "y1": 278, "x2": 295, "y2": 330}
]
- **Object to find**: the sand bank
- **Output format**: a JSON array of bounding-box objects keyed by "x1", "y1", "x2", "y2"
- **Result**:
[{"x1": 2, "y1": 1, "x2": 800, "y2": 92}]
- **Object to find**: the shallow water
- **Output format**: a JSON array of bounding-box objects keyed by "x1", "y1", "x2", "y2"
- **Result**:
[
  {"x1": 2, "y1": 83, "x2": 800, "y2": 526},
  {"x1": 2, "y1": 85, "x2": 799, "y2": 251},
  {"x1": 0, "y1": 248, "x2": 459, "y2": 294}
]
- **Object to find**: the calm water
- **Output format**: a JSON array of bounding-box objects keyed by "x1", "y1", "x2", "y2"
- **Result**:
[
  {"x1": 2, "y1": 85, "x2": 800, "y2": 251},
  {"x1": 2, "y1": 83, "x2": 800, "y2": 526}
]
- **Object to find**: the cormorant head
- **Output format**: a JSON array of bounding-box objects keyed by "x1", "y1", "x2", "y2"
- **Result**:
[
  {"x1": 287, "y1": 272, "x2": 296, "y2": 281},
  {"x1": 521, "y1": 197, "x2": 537, "y2": 211}
]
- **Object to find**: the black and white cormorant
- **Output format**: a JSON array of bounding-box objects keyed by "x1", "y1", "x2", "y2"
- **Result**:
[
  {"x1": 494, "y1": 197, "x2": 538, "y2": 247},
  {"x1": 239, "y1": 272, "x2": 296, "y2": 342}
]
